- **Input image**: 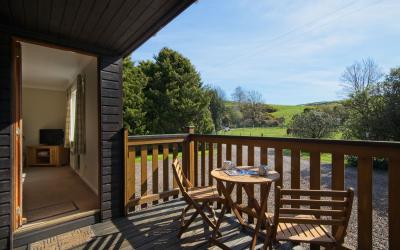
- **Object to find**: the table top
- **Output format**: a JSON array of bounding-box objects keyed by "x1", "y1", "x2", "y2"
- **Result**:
[{"x1": 211, "y1": 166, "x2": 280, "y2": 184}]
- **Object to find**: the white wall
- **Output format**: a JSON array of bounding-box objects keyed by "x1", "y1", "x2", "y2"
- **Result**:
[
  {"x1": 70, "y1": 58, "x2": 99, "y2": 195},
  {"x1": 22, "y1": 88, "x2": 66, "y2": 147}
]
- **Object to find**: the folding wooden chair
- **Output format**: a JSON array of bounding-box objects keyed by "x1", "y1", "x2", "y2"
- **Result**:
[
  {"x1": 172, "y1": 158, "x2": 224, "y2": 238},
  {"x1": 264, "y1": 187, "x2": 354, "y2": 250}
]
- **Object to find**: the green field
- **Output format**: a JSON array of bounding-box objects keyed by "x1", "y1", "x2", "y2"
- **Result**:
[
  {"x1": 218, "y1": 127, "x2": 289, "y2": 137},
  {"x1": 270, "y1": 104, "x2": 310, "y2": 125},
  {"x1": 218, "y1": 104, "x2": 343, "y2": 163}
]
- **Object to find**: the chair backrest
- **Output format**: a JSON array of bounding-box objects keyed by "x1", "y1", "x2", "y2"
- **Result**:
[
  {"x1": 274, "y1": 187, "x2": 354, "y2": 241},
  {"x1": 172, "y1": 158, "x2": 192, "y2": 194}
]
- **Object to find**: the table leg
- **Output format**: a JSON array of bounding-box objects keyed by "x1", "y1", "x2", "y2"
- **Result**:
[{"x1": 243, "y1": 183, "x2": 272, "y2": 250}]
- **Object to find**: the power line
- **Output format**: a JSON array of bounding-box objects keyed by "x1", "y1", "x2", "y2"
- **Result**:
[{"x1": 212, "y1": 0, "x2": 384, "y2": 68}]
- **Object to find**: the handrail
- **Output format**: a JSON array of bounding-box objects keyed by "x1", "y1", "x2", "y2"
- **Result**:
[
  {"x1": 127, "y1": 133, "x2": 189, "y2": 146},
  {"x1": 192, "y1": 134, "x2": 400, "y2": 157}
]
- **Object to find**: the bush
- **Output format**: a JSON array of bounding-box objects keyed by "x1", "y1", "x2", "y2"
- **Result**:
[
  {"x1": 346, "y1": 155, "x2": 388, "y2": 170},
  {"x1": 288, "y1": 110, "x2": 338, "y2": 138}
]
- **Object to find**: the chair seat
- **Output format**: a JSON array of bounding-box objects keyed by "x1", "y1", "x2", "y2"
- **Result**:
[
  {"x1": 266, "y1": 213, "x2": 336, "y2": 244},
  {"x1": 187, "y1": 186, "x2": 221, "y2": 201}
]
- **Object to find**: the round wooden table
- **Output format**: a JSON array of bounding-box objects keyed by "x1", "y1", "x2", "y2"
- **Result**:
[{"x1": 210, "y1": 167, "x2": 280, "y2": 250}]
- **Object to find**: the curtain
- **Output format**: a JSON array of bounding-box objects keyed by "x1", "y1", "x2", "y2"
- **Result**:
[
  {"x1": 72, "y1": 74, "x2": 86, "y2": 155},
  {"x1": 64, "y1": 87, "x2": 72, "y2": 147}
]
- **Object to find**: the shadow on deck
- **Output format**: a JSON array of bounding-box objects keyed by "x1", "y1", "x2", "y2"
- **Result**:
[{"x1": 75, "y1": 199, "x2": 263, "y2": 250}]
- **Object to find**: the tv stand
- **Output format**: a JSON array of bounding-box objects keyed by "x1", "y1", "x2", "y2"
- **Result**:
[{"x1": 27, "y1": 145, "x2": 68, "y2": 167}]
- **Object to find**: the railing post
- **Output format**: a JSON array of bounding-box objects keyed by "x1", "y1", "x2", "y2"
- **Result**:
[
  {"x1": 124, "y1": 129, "x2": 128, "y2": 214},
  {"x1": 185, "y1": 126, "x2": 195, "y2": 184},
  {"x1": 389, "y1": 155, "x2": 400, "y2": 250}
]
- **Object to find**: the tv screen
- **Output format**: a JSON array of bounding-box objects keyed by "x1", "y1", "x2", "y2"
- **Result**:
[{"x1": 39, "y1": 129, "x2": 64, "y2": 145}]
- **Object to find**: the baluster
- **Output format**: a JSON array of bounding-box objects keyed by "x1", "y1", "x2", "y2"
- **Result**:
[
  {"x1": 172, "y1": 143, "x2": 179, "y2": 198},
  {"x1": 162, "y1": 144, "x2": 169, "y2": 202},
  {"x1": 260, "y1": 146, "x2": 268, "y2": 211},
  {"x1": 291, "y1": 149, "x2": 301, "y2": 208},
  {"x1": 236, "y1": 144, "x2": 243, "y2": 215},
  {"x1": 125, "y1": 146, "x2": 135, "y2": 214},
  {"x1": 357, "y1": 155, "x2": 373, "y2": 250},
  {"x1": 201, "y1": 141, "x2": 206, "y2": 186},
  {"x1": 208, "y1": 142, "x2": 214, "y2": 186},
  {"x1": 309, "y1": 151, "x2": 321, "y2": 250},
  {"x1": 309, "y1": 151, "x2": 321, "y2": 206},
  {"x1": 275, "y1": 148, "x2": 283, "y2": 188},
  {"x1": 217, "y1": 143, "x2": 222, "y2": 209},
  {"x1": 152, "y1": 145, "x2": 159, "y2": 205},
  {"x1": 141, "y1": 145, "x2": 147, "y2": 208},
  {"x1": 389, "y1": 155, "x2": 400, "y2": 249},
  {"x1": 226, "y1": 143, "x2": 232, "y2": 161},
  {"x1": 194, "y1": 140, "x2": 199, "y2": 187},
  {"x1": 248, "y1": 145, "x2": 255, "y2": 223}
]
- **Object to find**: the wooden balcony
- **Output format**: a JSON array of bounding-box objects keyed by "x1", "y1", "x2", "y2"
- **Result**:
[
  {"x1": 27, "y1": 130, "x2": 399, "y2": 249},
  {"x1": 123, "y1": 129, "x2": 400, "y2": 250}
]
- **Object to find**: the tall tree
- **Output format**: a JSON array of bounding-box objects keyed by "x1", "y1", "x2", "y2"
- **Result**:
[
  {"x1": 341, "y1": 58, "x2": 383, "y2": 95},
  {"x1": 341, "y1": 58, "x2": 385, "y2": 140},
  {"x1": 122, "y1": 57, "x2": 148, "y2": 134},
  {"x1": 143, "y1": 48, "x2": 213, "y2": 134},
  {"x1": 231, "y1": 86, "x2": 247, "y2": 106},
  {"x1": 208, "y1": 87, "x2": 226, "y2": 132},
  {"x1": 381, "y1": 67, "x2": 400, "y2": 140}
]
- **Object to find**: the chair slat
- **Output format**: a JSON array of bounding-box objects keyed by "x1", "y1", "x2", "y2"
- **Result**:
[
  {"x1": 279, "y1": 208, "x2": 346, "y2": 217},
  {"x1": 280, "y1": 189, "x2": 350, "y2": 197},
  {"x1": 280, "y1": 198, "x2": 348, "y2": 207},
  {"x1": 279, "y1": 217, "x2": 345, "y2": 226}
]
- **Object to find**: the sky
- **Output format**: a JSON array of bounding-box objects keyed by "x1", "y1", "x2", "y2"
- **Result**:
[{"x1": 131, "y1": 0, "x2": 400, "y2": 105}]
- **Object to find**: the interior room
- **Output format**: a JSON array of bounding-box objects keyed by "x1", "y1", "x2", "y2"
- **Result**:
[{"x1": 20, "y1": 42, "x2": 99, "y2": 226}]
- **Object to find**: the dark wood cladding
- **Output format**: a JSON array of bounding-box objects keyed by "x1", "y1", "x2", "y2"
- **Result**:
[
  {"x1": 0, "y1": 34, "x2": 11, "y2": 250},
  {"x1": 0, "y1": 0, "x2": 195, "y2": 57},
  {"x1": 99, "y1": 56, "x2": 124, "y2": 221}
]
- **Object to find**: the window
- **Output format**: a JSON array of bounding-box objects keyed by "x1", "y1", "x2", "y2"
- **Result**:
[{"x1": 69, "y1": 88, "x2": 77, "y2": 143}]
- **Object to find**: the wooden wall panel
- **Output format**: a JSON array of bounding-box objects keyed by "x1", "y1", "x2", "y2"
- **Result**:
[
  {"x1": 0, "y1": 34, "x2": 11, "y2": 250},
  {"x1": 99, "y1": 56, "x2": 124, "y2": 221}
]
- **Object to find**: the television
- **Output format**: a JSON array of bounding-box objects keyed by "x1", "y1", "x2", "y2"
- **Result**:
[{"x1": 39, "y1": 129, "x2": 64, "y2": 145}]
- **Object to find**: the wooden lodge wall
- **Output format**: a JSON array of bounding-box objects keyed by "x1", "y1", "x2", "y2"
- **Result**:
[
  {"x1": 99, "y1": 57, "x2": 124, "y2": 220},
  {"x1": 0, "y1": 34, "x2": 12, "y2": 250}
]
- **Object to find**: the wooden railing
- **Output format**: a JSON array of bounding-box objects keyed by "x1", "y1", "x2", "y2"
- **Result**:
[
  {"x1": 123, "y1": 129, "x2": 190, "y2": 212},
  {"x1": 124, "y1": 129, "x2": 400, "y2": 250}
]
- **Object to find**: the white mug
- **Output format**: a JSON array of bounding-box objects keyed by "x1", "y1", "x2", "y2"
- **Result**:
[
  {"x1": 259, "y1": 165, "x2": 269, "y2": 176},
  {"x1": 222, "y1": 160, "x2": 235, "y2": 170}
]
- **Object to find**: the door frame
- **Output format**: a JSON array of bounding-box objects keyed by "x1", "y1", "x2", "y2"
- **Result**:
[
  {"x1": 11, "y1": 38, "x2": 23, "y2": 231},
  {"x1": 10, "y1": 36, "x2": 101, "y2": 232}
]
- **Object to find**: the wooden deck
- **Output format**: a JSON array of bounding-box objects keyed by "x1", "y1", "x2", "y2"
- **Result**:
[{"x1": 26, "y1": 199, "x2": 274, "y2": 250}]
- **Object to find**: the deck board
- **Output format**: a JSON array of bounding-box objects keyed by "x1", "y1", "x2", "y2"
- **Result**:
[{"x1": 30, "y1": 199, "x2": 266, "y2": 250}]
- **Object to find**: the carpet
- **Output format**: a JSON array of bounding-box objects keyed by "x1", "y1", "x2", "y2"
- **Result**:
[{"x1": 24, "y1": 201, "x2": 78, "y2": 222}]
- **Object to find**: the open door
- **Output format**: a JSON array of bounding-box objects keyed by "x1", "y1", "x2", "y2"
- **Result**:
[{"x1": 11, "y1": 39, "x2": 23, "y2": 230}]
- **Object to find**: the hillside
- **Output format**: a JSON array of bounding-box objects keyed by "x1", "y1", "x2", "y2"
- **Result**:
[{"x1": 270, "y1": 104, "x2": 310, "y2": 125}]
